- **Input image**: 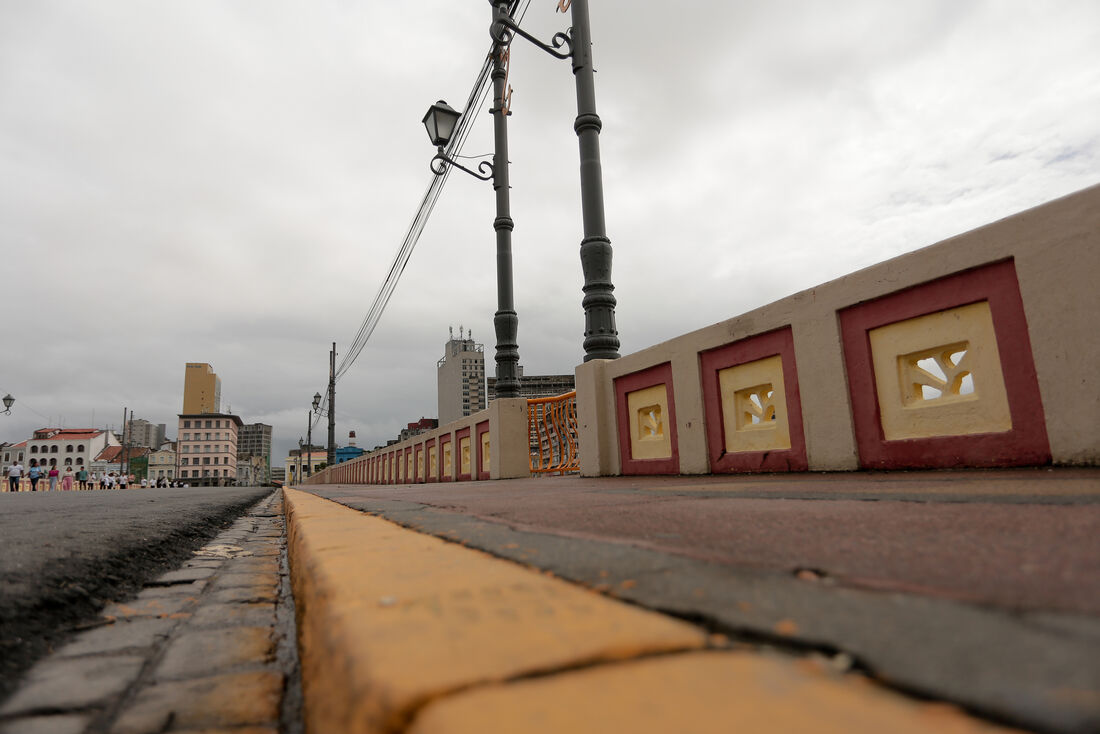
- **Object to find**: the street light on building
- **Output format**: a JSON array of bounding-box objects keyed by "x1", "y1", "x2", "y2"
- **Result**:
[
  {"x1": 426, "y1": 0, "x2": 619, "y2": 368},
  {"x1": 2, "y1": 394, "x2": 13, "y2": 415}
]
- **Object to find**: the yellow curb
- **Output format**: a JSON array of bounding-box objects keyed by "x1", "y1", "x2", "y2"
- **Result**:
[
  {"x1": 408, "y1": 651, "x2": 1022, "y2": 734},
  {"x1": 283, "y1": 488, "x2": 708, "y2": 734}
]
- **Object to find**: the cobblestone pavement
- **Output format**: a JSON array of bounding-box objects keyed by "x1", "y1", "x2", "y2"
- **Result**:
[{"x1": 0, "y1": 490, "x2": 300, "y2": 734}]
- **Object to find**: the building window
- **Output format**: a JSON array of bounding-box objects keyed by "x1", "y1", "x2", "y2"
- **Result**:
[
  {"x1": 203, "y1": 457, "x2": 211, "y2": 465},
  {"x1": 64, "y1": 458, "x2": 72, "y2": 465},
  {"x1": 30, "y1": 446, "x2": 38, "y2": 454},
  {"x1": 184, "y1": 421, "x2": 191, "y2": 428},
  {"x1": 77, "y1": 457, "x2": 84, "y2": 465},
  {"x1": 181, "y1": 458, "x2": 188, "y2": 466},
  {"x1": 77, "y1": 445, "x2": 84, "y2": 452},
  {"x1": 205, "y1": 421, "x2": 212, "y2": 428}
]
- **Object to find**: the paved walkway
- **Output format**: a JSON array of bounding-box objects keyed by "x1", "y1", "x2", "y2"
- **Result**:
[
  {"x1": 292, "y1": 468, "x2": 1099, "y2": 733},
  {"x1": 2, "y1": 470, "x2": 1095, "y2": 733},
  {"x1": 0, "y1": 491, "x2": 297, "y2": 734}
]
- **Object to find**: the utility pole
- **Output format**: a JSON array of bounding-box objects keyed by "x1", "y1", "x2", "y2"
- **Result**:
[{"x1": 327, "y1": 342, "x2": 336, "y2": 467}]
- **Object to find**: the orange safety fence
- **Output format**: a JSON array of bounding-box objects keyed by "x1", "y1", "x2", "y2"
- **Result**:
[{"x1": 527, "y1": 391, "x2": 580, "y2": 475}]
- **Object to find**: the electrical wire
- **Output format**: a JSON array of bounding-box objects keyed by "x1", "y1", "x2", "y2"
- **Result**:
[{"x1": 308, "y1": 1, "x2": 532, "y2": 433}]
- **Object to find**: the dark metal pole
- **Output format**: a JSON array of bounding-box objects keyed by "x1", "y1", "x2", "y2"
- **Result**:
[
  {"x1": 306, "y1": 412, "x2": 312, "y2": 477},
  {"x1": 569, "y1": 0, "x2": 620, "y2": 361},
  {"x1": 327, "y1": 343, "x2": 336, "y2": 466},
  {"x1": 490, "y1": 0, "x2": 521, "y2": 398}
]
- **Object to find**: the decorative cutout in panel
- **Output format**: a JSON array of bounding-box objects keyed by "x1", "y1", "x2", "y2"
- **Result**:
[
  {"x1": 443, "y1": 443, "x2": 453, "y2": 477},
  {"x1": 638, "y1": 404, "x2": 664, "y2": 441},
  {"x1": 481, "y1": 432, "x2": 491, "y2": 472},
  {"x1": 901, "y1": 342, "x2": 974, "y2": 405},
  {"x1": 870, "y1": 301, "x2": 1012, "y2": 441},
  {"x1": 736, "y1": 384, "x2": 776, "y2": 427},
  {"x1": 428, "y1": 446, "x2": 437, "y2": 479}
]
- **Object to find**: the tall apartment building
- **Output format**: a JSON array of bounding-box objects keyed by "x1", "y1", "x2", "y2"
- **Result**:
[
  {"x1": 238, "y1": 423, "x2": 273, "y2": 484},
  {"x1": 436, "y1": 328, "x2": 486, "y2": 426},
  {"x1": 126, "y1": 418, "x2": 166, "y2": 449},
  {"x1": 183, "y1": 363, "x2": 221, "y2": 414},
  {"x1": 176, "y1": 413, "x2": 241, "y2": 487}
]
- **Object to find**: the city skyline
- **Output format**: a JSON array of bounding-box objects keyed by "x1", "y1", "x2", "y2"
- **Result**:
[{"x1": 2, "y1": 1, "x2": 1097, "y2": 464}]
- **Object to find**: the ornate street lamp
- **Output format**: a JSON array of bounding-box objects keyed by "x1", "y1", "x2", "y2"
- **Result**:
[
  {"x1": 423, "y1": 100, "x2": 461, "y2": 149},
  {"x1": 1, "y1": 394, "x2": 13, "y2": 415},
  {"x1": 424, "y1": 8, "x2": 522, "y2": 399}
]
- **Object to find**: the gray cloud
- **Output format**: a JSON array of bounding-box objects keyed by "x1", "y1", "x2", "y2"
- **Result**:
[{"x1": 2, "y1": 0, "x2": 1097, "y2": 463}]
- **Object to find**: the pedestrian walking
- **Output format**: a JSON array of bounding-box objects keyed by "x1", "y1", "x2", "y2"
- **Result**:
[
  {"x1": 47, "y1": 465, "x2": 60, "y2": 492},
  {"x1": 140, "y1": 477, "x2": 148, "y2": 489},
  {"x1": 77, "y1": 467, "x2": 89, "y2": 489},
  {"x1": 118, "y1": 472, "x2": 128, "y2": 490},
  {"x1": 28, "y1": 463, "x2": 42, "y2": 491},
  {"x1": 89, "y1": 471, "x2": 98, "y2": 489},
  {"x1": 61, "y1": 466, "x2": 74, "y2": 491},
  {"x1": 6, "y1": 461, "x2": 23, "y2": 492}
]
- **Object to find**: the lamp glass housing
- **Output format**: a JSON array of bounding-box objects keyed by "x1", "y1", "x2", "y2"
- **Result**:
[
  {"x1": 2, "y1": 394, "x2": 12, "y2": 410},
  {"x1": 422, "y1": 100, "x2": 460, "y2": 147},
  {"x1": 313, "y1": 392, "x2": 322, "y2": 411}
]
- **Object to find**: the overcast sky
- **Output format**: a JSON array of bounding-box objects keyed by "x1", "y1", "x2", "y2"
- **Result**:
[{"x1": 2, "y1": 1, "x2": 1097, "y2": 466}]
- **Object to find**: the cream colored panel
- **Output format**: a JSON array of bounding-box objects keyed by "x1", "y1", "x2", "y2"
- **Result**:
[
  {"x1": 718, "y1": 355, "x2": 791, "y2": 453},
  {"x1": 626, "y1": 384, "x2": 672, "y2": 461},
  {"x1": 870, "y1": 301, "x2": 1012, "y2": 440}
]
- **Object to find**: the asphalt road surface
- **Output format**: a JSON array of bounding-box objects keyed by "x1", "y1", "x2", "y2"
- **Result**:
[{"x1": 0, "y1": 486, "x2": 273, "y2": 700}]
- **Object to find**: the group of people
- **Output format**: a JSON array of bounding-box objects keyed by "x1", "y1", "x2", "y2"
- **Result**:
[{"x1": 4, "y1": 461, "x2": 181, "y2": 492}]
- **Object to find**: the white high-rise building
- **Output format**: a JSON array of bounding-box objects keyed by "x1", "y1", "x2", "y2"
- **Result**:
[{"x1": 437, "y1": 327, "x2": 486, "y2": 426}]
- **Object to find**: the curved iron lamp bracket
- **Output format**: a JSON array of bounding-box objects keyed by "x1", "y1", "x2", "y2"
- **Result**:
[
  {"x1": 431, "y1": 150, "x2": 494, "y2": 182},
  {"x1": 491, "y1": 16, "x2": 572, "y2": 60}
]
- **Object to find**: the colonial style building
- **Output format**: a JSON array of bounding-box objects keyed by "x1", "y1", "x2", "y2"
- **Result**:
[
  {"x1": 25, "y1": 428, "x2": 117, "y2": 471},
  {"x1": 176, "y1": 413, "x2": 242, "y2": 486}
]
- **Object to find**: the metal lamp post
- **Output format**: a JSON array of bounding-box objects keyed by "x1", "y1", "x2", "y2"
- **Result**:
[
  {"x1": 305, "y1": 412, "x2": 313, "y2": 477},
  {"x1": 489, "y1": 0, "x2": 619, "y2": 361},
  {"x1": 297, "y1": 437, "x2": 303, "y2": 486},
  {"x1": 1, "y1": 394, "x2": 13, "y2": 415},
  {"x1": 423, "y1": 4, "x2": 522, "y2": 398}
]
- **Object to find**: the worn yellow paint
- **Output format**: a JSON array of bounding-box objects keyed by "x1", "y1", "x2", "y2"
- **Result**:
[
  {"x1": 408, "y1": 652, "x2": 1019, "y2": 734},
  {"x1": 442, "y1": 443, "x2": 452, "y2": 477},
  {"x1": 870, "y1": 301, "x2": 1012, "y2": 440},
  {"x1": 284, "y1": 488, "x2": 706, "y2": 734},
  {"x1": 428, "y1": 446, "x2": 438, "y2": 479},
  {"x1": 719, "y1": 354, "x2": 792, "y2": 453},
  {"x1": 480, "y1": 432, "x2": 490, "y2": 473},
  {"x1": 626, "y1": 383, "x2": 672, "y2": 460}
]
